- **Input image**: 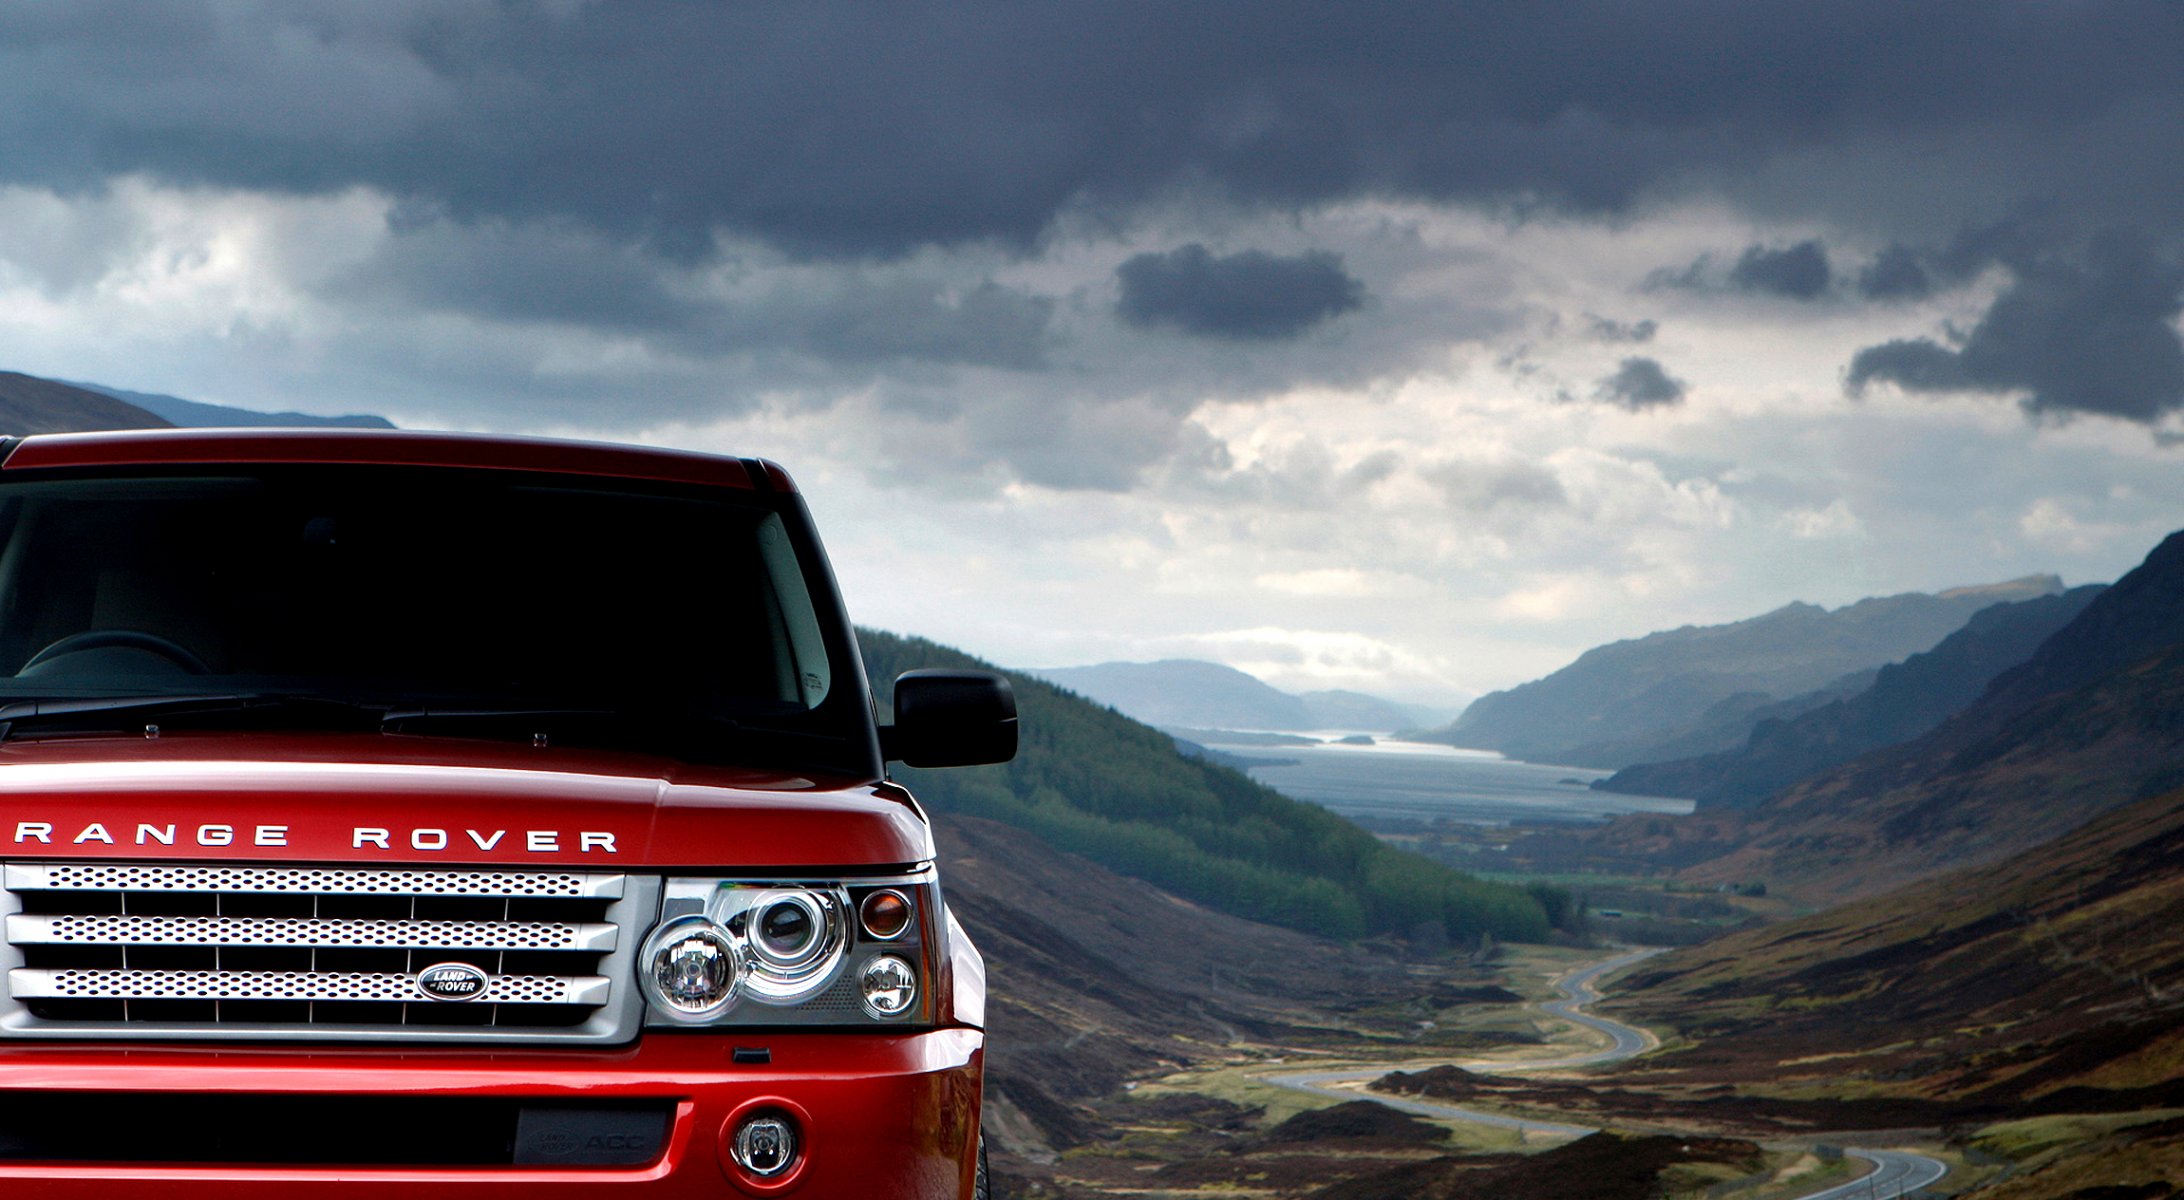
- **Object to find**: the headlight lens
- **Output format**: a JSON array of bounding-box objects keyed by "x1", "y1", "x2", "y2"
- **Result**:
[
  {"x1": 640, "y1": 876, "x2": 935, "y2": 1027},
  {"x1": 860, "y1": 954, "x2": 917, "y2": 1017},
  {"x1": 640, "y1": 918, "x2": 745, "y2": 1021},
  {"x1": 735, "y1": 887, "x2": 845, "y2": 1001}
]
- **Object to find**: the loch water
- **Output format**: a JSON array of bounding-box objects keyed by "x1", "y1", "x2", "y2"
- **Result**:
[{"x1": 1199, "y1": 734, "x2": 1696, "y2": 828}]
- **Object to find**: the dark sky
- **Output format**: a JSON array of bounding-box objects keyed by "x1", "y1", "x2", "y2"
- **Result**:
[{"x1": 1, "y1": 1, "x2": 2180, "y2": 696}]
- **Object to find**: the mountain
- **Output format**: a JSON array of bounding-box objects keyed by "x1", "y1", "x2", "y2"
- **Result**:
[
  {"x1": 1298, "y1": 688, "x2": 1455, "y2": 731},
  {"x1": 861, "y1": 630, "x2": 1558, "y2": 943},
  {"x1": 1610, "y1": 781, "x2": 2184, "y2": 1187},
  {"x1": 1026, "y1": 658, "x2": 1444, "y2": 732},
  {"x1": 69, "y1": 380, "x2": 396, "y2": 429},
  {"x1": 0, "y1": 371, "x2": 171, "y2": 434},
  {"x1": 1626, "y1": 530, "x2": 2184, "y2": 902},
  {"x1": 1597, "y1": 584, "x2": 2107, "y2": 807},
  {"x1": 1418, "y1": 575, "x2": 2065, "y2": 768},
  {"x1": 1030, "y1": 658, "x2": 1313, "y2": 729}
]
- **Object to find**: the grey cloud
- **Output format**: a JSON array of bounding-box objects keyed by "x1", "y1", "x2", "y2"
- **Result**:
[
  {"x1": 349, "y1": 218, "x2": 1053, "y2": 369},
  {"x1": 1853, "y1": 216, "x2": 2061, "y2": 303},
  {"x1": 1427, "y1": 459, "x2": 1569, "y2": 515},
  {"x1": 1584, "y1": 315, "x2": 1658, "y2": 343},
  {"x1": 1856, "y1": 244, "x2": 1933, "y2": 301},
  {"x1": 1728, "y1": 240, "x2": 1831, "y2": 299},
  {"x1": 2, "y1": 4, "x2": 2181, "y2": 260},
  {"x1": 1592, "y1": 357, "x2": 1688, "y2": 411},
  {"x1": 1847, "y1": 231, "x2": 2184, "y2": 423},
  {"x1": 1115, "y1": 244, "x2": 1364, "y2": 340}
]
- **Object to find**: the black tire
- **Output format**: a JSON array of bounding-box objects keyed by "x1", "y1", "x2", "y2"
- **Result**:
[{"x1": 972, "y1": 1134, "x2": 990, "y2": 1200}]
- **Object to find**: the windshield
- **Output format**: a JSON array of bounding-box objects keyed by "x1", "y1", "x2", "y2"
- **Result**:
[{"x1": 0, "y1": 464, "x2": 869, "y2": 770}]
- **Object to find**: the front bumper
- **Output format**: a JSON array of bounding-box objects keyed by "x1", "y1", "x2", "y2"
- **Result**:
[{"x1": 0, "y1": 1028, "x2": 983, "y2": 1197}]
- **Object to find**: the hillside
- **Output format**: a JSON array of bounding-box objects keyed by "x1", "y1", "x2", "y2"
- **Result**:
[
  {"x1": 1610, "y1": 783, "x2": 2184, "y2": 1144},
  {"x1": 1419, "y1": 575, "x2": 2062, "y2": 768},
  {"x1": 1027, "y1": 658, "x2": 1442, "y2": 733},
  {"x1": 0, "y1": 371, "x2": 170, "y2": 434},
  {"x1": 861, "y1": 629, "x2": 1556, "y2": 943},
  {"x1": 1656, "y1": 532, "x2": 2184, "y2": 901},
  {"x1": 934, "y1": 813, "x2": 1447, "y2": 1156},
  {"x1": 69, "y1": 380, "x2": 396, "y2": 429},
  {"x1": 1598, "y1": 584, "x2": 2106, "y2": 807}
]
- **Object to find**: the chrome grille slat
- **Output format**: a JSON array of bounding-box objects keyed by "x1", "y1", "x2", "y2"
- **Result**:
[
  {"x1": 4, "y1": 863, "x2": 623, "y2": 899},
  {"x1": 6, "y1": 913, "x2": 618, "y2": 952},
  {"x1": 1, "y1": 862, "x2": 651, "y2": 1045},
  {"x1": 9, "y1": 968, "x2": 611, "y2": 1006}
]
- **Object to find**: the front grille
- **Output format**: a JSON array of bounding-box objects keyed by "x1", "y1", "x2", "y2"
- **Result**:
[{"x1": 1, "y1": 862, "x2": 657, "y2": 1045}]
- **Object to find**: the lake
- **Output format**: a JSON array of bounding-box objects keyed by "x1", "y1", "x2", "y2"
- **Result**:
[{"x1": 1197, "y1": 733, "x2": 1696, "y2": 827}]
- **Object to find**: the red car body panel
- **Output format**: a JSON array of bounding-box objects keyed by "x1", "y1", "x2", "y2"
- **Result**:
[
  {"x1": 0, "y1": 1031, "x2": 982, "y2": 1197},
  {"x1": 1, "y1": 427, "x2": 797, "y2": 493},
  {"x1": 0, "y1": 734, "x2": 934, "y2": 869},
  {"x1": 0, "y1": 429, "x2": 989, "y2": 1196}
]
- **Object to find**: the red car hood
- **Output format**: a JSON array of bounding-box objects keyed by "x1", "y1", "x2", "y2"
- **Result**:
[{"x1": 0, "y1": 732, "x2": 931, "y2": 869}]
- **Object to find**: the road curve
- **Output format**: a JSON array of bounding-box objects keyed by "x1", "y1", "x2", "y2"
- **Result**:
[
  {"x1": 1804, "y1": 1149, "x2": 1950, "y2": 1199},
  {"x1": 1260, "y1": 948, "x2": 1951, "y2": 1196},
  {"x1": 1511, "y1": 947, "x2": 1664, "y2": 1070},
  {"x1": 1262, "y1": 947, "x2": 1663, "y2": 1139}
]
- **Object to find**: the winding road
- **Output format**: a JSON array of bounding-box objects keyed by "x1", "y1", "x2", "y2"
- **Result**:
[
  {"x1": 1262, "y1": 948, "x2": 1951, "y2": 1196},
  {"x1": 1807, "y1": 1149, "x2": 1950, "y2": 1199}
]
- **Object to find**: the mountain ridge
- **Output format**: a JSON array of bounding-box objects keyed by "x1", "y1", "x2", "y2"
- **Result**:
[
  {"x1": 0, "y1": 371, "x2": 172, "y2": 434},
  {"x1": 1026, "y1": 658, "x2": 1447, "y2": 733},
  {"x1": 1417, "y1": 574, "x2": 2065, "y2": 769},
  {"x1": 67, "y1": 380, "x2": 396, "y2": 430},
  {"x1": 1596, "y1": 584, "x2": 2108, "y2": 807}
]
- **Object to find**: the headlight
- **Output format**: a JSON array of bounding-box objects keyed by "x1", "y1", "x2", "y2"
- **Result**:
[
  {"x1": 639, "y1": 917, "x2": 746, "y2": 1021},
  {"x1": 733, "y1": 887, "x2": 846, "y2": 1001},
  {"x1": 639, "y1": 874, "x2": 937, "y2": 1027}
]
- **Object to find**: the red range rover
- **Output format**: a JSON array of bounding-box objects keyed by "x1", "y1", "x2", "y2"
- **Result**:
[{"x1": 0, "y1": 428, "x2": 1015, "y2": 1197}]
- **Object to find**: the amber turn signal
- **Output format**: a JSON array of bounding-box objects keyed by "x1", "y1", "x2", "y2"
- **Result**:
[{"x1": 859, "y1": 889, "x2": 912, "y2": 940}]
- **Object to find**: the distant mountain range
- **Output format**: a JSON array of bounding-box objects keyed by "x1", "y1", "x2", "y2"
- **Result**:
[
  {"x1": 1598, "y1": 583, "x2": 2107, "y2": 807},
  {"x1": 1677, "y1": 530, "x2": 2184, "y2": 901},
  {"x1": 1024, "y1": 658, "x2": 1452, "y2": 733},
  {"x1": 67, "y1": 380, "x2": 395, "y2": 430},
  {"x1": 0, "y1": 368, "x2": 395, "y2": 436},
  {"x1": 1417, "y1": 574, "x2": 2065, "y2": 768}
]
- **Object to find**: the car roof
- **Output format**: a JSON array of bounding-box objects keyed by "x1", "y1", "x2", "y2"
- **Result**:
[{"x1": 0, "y1": 428, "x2": 794, "y2": 491}]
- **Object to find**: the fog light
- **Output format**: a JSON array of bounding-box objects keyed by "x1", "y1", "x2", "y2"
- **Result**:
[
  {"x1": 641, "y1": 918, "x2": 744, "y2": 1020},
  {"x1": 730, "y1": 1114, "x2": 799, "y2": 1178},
  {"x1": 859, "y1": 954, "x2": 917, "y2": 1017},
  {"x1": 859, "y1": 889, "x2": 912, "y2": 940}
]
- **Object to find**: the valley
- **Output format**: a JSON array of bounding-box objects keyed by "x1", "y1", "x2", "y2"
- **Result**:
[{"x1": 943, "y1": 522, "x2": 2184, "y2": 1198}]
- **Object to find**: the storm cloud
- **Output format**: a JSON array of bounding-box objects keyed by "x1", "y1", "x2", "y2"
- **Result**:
[
  {"x1": 1, "y1": 3, "x2": 2180, "y2": 262},
  {"x1": 1592, "y1": 358, "x2": 1688, "y2": 411},
  {"x1": 1728, "y1": 241, "x2": 1832, "y2": 300},
  {"x1": 1116, "y1": 245, "x2": 1364, "y2": 340},
  {"x1": 1847, "y1": 232, "x2": 2184, "y2": 423}
]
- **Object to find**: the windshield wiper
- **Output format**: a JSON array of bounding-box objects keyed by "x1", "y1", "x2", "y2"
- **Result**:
[
  {"x1": 379, "y1": 706, "x2": 635, "y2": 739},
  {"x1": 380, "y1": 706, "x2": 843, "y2": 763},
  {"x1": 0, "y1": 693, "x2": 390, "y2": 741}
]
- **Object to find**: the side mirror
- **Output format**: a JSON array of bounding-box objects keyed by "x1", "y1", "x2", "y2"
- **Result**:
[{"x1": 882, "y1": 669, "x2": 1018, "y2": 767}]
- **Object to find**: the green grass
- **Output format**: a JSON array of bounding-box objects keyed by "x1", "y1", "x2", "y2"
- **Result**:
[{"x1": 1970, "y1": 1109, "x2": 2184, "y2": 1166}]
